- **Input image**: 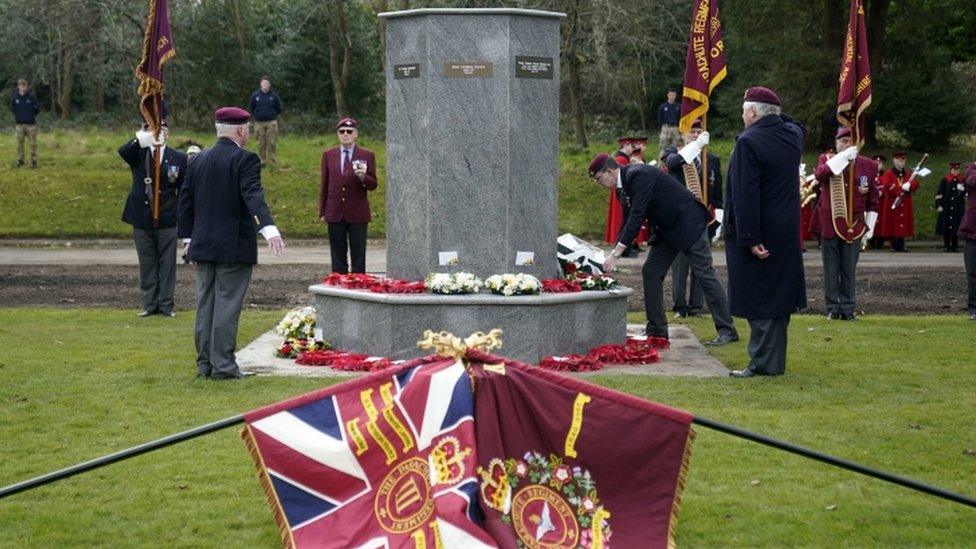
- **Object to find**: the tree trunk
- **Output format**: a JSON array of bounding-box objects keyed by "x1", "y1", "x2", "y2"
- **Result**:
[
  {"x1": 566, "y1": 0, "x2": 587, "y2": 148},
  {"x1": 228, "y1": 0, "x2": 248, "y2": 63},
  {"x1": 864, "y1": 0, "x2": 890, "y2": 147},
  {"x1": 375, "y1": 0, "x2": 388, "y2": 69},
  {"x1": 324, "y1": 0, "x2": 351, "y2": 117}
]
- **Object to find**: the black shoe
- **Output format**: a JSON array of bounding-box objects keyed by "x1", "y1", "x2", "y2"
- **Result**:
[
  {"x1": 841, "y1": 312, "x2": 858, "y2": 321},
  {"x1": 136, "y1": 310, "x2": 155, "y2": 317},
  {"x1": 705, "y1": 333, "x2": 739, "y2": 346},
  {"x1": 15, "y1": 159, "x2": 24, "y2": 168},
  {"x1": 621, "y1": 249, "x2": 636, "y2": 258},
  {"x1": 674, "y1": 309, "x2": 688, "y2": 318},
  {"x1": 160, "y1": 311, "x2": 176, "y2": 318},
  {"x1": 211, "y1": 370, "x2": 256, "y2": 380},
  {"x1": 29, "y1": 160, "x2": 36, "y2": 169},
  {"x1": 640, "y1": 329, "x2": 668, "y2": 341},
  {"x1": 729, "y1": 368, "x2": 756, "y2": 378},
  {"x1": 827, "y1": 312, "x2": 840, "y2": 320},
  {"x1": 970, "y1": 313, "x2": 976, "y2": 321},
  {"x1": 686, "y1": 309, "x2": 703, "y2": 317}
]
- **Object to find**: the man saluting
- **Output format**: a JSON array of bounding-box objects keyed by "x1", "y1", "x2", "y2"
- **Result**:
[{"x1": 178, "y1": 107, "x2": 285, "y2": 380}]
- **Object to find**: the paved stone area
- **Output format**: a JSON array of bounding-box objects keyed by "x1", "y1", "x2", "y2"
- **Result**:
[{"x1": 238, "y1": 324, "x2": 728, "y2": 378}]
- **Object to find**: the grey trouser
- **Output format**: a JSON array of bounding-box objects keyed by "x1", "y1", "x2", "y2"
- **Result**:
[
  {"x1": 643, "y1": 228, "x2": 736, "y2": 338},
  {"x1": 747, "y1": 316, "x2": 791, "y2": 375},
  {"x1": 966, "y1": 239, "x2": 976, "y2": 315},
  {"x1": 194, "y1": 262, "x2": 253, "y2": 377},
  {"x1": 15, "y1": 124, "x2": 37, "y2": 163},
  {"x1": 133, "y1": 227, "x2": 177, "y2": 313},
  {"x1": 671, "y1": 252, "x2": 704, "y2": 313},
  {"x1": 253, "y1": 120, "x2": 278, "y2": 164},
  {"x1": 821, "y1": 236, "x2": 861, "y2": 315}
]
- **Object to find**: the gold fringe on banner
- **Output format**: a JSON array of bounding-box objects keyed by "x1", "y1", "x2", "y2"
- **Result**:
[
  {"x1": 416, "y1": 329, "x2": 503, "y2": 359},
  {"x1": 241, "y1": 425, "x2": 296, "y2": 549},
  {"x1": 667, "y1": 427, "x2": 697, "y2": 548}
]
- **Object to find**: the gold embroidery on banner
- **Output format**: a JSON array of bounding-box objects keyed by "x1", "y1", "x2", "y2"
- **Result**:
[
  {"x1": 564, "y1": 392, "x2": 591, "y2": 458},
  {"x1": 346, "y1": 419, "x2": 368, "y2": 455}
]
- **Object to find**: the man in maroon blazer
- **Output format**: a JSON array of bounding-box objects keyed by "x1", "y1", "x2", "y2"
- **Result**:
[{"x1": 319, "y1": 117, "x2": 378, "y2": 273}]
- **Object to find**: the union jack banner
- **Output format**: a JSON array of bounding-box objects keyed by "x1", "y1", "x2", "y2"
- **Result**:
[{"x1": 242, "y1": 357, "x2": 495, "y2": 548}]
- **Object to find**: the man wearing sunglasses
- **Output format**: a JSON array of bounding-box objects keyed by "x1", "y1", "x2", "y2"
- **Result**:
[{"x1": 319, "y1": 117, "x2": 379, "y2": 273}]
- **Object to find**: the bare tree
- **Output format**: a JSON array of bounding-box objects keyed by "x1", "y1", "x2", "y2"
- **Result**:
[{"x1": 324, "y1": 0, "x2": 353, "y2": 117}]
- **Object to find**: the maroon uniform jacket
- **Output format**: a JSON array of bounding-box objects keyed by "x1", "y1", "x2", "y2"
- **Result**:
[
  {"x1": 810, "y1": 153, "x2": 880, "y2": 240},
  {"x1": 958, "y1": 162, "x2": 976, "y2": 241},
  {"x1": 318, "y1": 145, "x2": 378, "y2": 224},
  {"x1": 878, "y1": 166, "x2": 918, "y2": 238}
]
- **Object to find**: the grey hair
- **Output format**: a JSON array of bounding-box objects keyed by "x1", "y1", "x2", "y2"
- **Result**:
[
  {"x1": 743, "y1": 101, "x2": 781, "y2": 117},
  {"x1": 215, "y1": 123, "x2": 245, "y2": 136}
]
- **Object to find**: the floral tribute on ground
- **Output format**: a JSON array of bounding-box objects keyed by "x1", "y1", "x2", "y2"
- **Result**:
[
  {"x1": 539, "y1": 336, "x2": 670, "y2": 372},
  {"x1": 274, "y1": 306, "x2": 329, "y2": 358}
]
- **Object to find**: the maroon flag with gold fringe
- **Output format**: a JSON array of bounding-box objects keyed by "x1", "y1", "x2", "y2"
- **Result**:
[
  {"x1": 679, "y1": 0, "x2": 728, "y2": 134},
  {"x1": 135, "y1": 0, "x2": 175, "y2": 136},
  {"x1": 470, "y1": 351, "x2": 694, "y2": 549},
  {"x1": 836, "y1": 0, "x2": 872, "y2": 147}
]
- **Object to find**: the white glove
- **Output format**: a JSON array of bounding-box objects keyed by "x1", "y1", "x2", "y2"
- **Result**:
[
  {"x1": 136, "y1": 129, "x2": 153, "y2": 148},
  {"x1": 864, "y1": 210, "x2": 878, "y2": 240},
  {"x1": 714, "y1": 208, "x2": 724, "y2": 224},
  {"x1": 712, "y1": 221, "x2": 723, "y2": 243},
  {"x1": 957, "y1": 183, "x2": 965, "y2": 192},
  {"x1": 937, "y1": 206, "x2": 943, "y2": 212},
  {"x1": 901, "y1": 182, "x2": 911, "y2": 192},
  {"x1": 678, "y1": 140, "x2": 703, "y2": 164},
  {"x1": 799, "y1": 163, "x2": 807, "y2": 177},
  {"x1": 696, "y1": 131, "x2": 710, "y2": 147},
  {"x1": 826, "y1": 147, "x2": 858, "y2": 175}
]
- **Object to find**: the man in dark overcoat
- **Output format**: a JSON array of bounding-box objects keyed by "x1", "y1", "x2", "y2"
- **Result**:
[
  {"x1": 178, "y1": 107, "x2": 285, "y2": 380},
  {"x1": 119, "y1": 122, "x2": 186, "y2": 317},
  {"x1": 725, "y1": 87, "x2": 806, "y2": 378},
  {"x1": 592, "y1": 153, "x2": 737, "y2": 345}
]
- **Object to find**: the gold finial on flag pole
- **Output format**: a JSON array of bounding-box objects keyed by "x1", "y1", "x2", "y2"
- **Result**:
[{"x1": 417, "y1": 329, "x2": 503, "y2": 359}]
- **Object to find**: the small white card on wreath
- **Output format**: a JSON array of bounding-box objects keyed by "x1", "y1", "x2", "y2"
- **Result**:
[
  {"x1": 515, "y1": 251, "x2": 535, "y2": 266},
  {"x1": 438, "y1": 251, "x2": 459, "y2": 266},
  {"x1": 314, "y1": 328, "x2": 324, "y2": 342}
]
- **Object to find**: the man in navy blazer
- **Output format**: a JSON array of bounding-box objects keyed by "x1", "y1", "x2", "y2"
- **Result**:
[
  {"x1": 178, "y1": 107, "x2": 285, "y2": 380},
  {"x1": 592, "y1": 153, "x2": 737, "y2": 345},
  {"x1": 119, "y1": 122, "x2": 186, "y2": 317},
  {"x1": 725, "y1": 87, "x2": 806, "y2": 378},
  {"x1": 318, "y1": 117, "x2": 378, "y2": 273}
]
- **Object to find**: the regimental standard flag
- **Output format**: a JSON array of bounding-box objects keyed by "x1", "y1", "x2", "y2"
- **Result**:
[
  {"x1": 679, "y1": 0, "x2": 728, "y2": 134},
  {"x1": 836, "y1": 0, "x2": 872, "y2": 147},
  {"x1": 242, "y1": 358, "x2": 496, "y2": 548},
  {"x1": 135, "y1": 0, "x2": 175, "y2": 136},
  {"x1": 470, "y1": 352, "x2": 694, "y2": 549}
]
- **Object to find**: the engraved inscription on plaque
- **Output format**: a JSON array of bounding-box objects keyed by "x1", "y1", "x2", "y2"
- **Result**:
[
  {"x1": 443, "y1": 62, "x2": 493, "y2": 78},
  {"x1": 394, "y1": 63, "x2": 420, "y2": 79},
  {"x1": 515, "y1": 56, "x2": 554, "y2": 79}
]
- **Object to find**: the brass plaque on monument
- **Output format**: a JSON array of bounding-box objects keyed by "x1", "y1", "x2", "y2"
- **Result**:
[
  {"x1": 443, "y1": 62, "x2": 493, "y2": 78},
  {"x1": 515, "y1": 56, "x2": 554, "y2": 79},
  {"x1": 394, "y1": 63, "x2": 420, "y2": 79}
]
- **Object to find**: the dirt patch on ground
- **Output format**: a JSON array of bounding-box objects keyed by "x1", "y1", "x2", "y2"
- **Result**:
[{"x1": 0, "y1": 263, "x2": 968, "y2": 315}]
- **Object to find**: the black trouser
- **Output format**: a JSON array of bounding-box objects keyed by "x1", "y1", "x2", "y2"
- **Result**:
[
  {"x1": 965, "y1": 239, "x2": 976, "y2": 315},
  {"x1": 133, "y1": 226, "x2": 177, "y2": 313},
  {"x1": 891, "y1": 237, "x2": 906, "y2": 251},
  {"x1": 327, "y1": 221, "x2": 368, "y2": 274},
  {"x1": 943, "y1": 234, "x2": 959, "y2": 251},
  {"x1": 821, "y1": 236, "x2": 860, "y2": 316},
  {"x1": 746, "y1": 316, "x2": 790, "y2": 375},
  {"x1": 642, "y1": 229, "x2": 736, "y2": 339}
]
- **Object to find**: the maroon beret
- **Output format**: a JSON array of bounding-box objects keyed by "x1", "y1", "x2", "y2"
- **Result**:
[
  {"x1": 690, "y1": 119, "x2": 703, "y2": 130},
  {"x1": 214, "y1": 107, "x2": 250, "y2": 125},
  {"x1": 872, "y1": 154, "x2": 886, "y2": 162},
  {"x1": 743, "y1": 86, "x2": 781, "y2": 106},
  {"x1": 336, "y1": 117, "x2": 358, "y2": 129},
  {"x1": 835, "y1": 126, "x2": 852, "y2": 139},
  {"x1": 893, "y1": 152, "x2": 908, "y2": 159},
  {"x1": 949, "y1": 162, "x2": 961, "y2": 168},
  {"x1": 632, "y1": 136, "x2": 649, "y2": 145},
  {"x1": 588, "y1": 153, "x2": 612, "y2": 177},
  {"x1": 616, "y1": 137, "x2": 633, "y2": 145}
]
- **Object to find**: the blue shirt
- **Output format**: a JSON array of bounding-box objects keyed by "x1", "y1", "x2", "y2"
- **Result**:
[
  {"x1": 11, "y1": 92, "x2": 39, "y2": 124},
  {"x1": 658, "y1": 101, "x2": 680, "y2": 126},
  {"x1": 249, "y1": 90, "x2": 282, "y2": 122}
]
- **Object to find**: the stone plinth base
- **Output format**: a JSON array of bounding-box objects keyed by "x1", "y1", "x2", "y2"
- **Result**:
[{"x1": 309, "y1": 285, "x2": 632, "y2": 363}]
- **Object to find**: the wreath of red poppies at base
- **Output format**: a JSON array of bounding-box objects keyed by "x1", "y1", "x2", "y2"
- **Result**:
[{"x1": 292, "y1": 336, "x2": 668, "y2": 373}]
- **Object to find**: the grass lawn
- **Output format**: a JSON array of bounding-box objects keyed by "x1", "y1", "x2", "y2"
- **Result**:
[
  {"x1": 0, "y1": 128, "x2": 967, "y2": 241},
  {"x1": 0, "y1": 308, "x2": 973, "y2": 546}
]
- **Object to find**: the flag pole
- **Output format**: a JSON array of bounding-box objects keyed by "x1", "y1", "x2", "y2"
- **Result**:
[
  {"x1": 692, "y1": 415, "x2": 976, "y2": 507},
  {"x1": 701, "y1": 113, "x2": 709, "y2": 209},
  {"x1": 151, "y1": 95, "x2": 163, "y2": 228},
  {"x1": 0, "y1": 415, "x2": 244, "y2": 499},
  {"x1": 1, "y1": 409, "x2": 973, "y2": 508}
]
